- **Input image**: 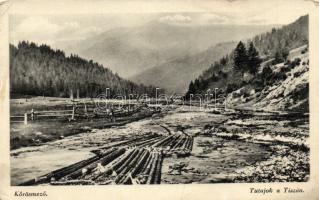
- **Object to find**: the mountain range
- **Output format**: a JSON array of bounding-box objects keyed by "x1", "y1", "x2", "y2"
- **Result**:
[
  {"x1": 57, "y1": 21, "x2": 278, "y2": 93},
  {"x1": 131, "y1": 41, "x2": 237, "y2": 93}
]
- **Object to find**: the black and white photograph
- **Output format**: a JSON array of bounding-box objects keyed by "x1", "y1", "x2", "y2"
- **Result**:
[{"x1": 2, "y1": 0, "x2": 315, "y2": 190}]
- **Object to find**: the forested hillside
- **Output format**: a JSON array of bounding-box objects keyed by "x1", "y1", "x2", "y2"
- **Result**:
[
  {"x1": 251, "y1": 15, "x2": 308, "y2": 57},
  {"x1": 10, "y1": 41, "x2": 157, "y2": 98},
  {"x1": 185, "y1": 15, "x2": 308, "y2": 96},
  {"x1": 185, "y1": 15, "x2": 309, "y2": 111}
]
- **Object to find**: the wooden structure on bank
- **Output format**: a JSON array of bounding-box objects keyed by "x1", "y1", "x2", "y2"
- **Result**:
[{"x1": 10, "y1": 102, "x2": 152, "y2": 125}]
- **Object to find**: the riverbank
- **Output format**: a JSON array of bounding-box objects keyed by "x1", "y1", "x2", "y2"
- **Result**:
[
  {"x1": 201, "y1": 109, "x2": 309, "y2": 183},
  {"x1": 10, "y1": 106, "x2": 309, "y2": 185},
  {"x1": 10, "y1": 97, "x2": 160, "y2": 150}
]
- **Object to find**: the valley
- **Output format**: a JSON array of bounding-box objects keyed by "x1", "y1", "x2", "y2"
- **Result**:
[
  {"x1": 11, "y1": 104, "x2": 309, "y2": 185},
  {"x1": 9, "y1": 14, "x2": 310, "y2": 186}
]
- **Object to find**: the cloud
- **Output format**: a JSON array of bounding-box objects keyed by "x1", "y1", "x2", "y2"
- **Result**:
[
  {"x1": 246, "y1": 19, "x2": 268, "y2": 25},
  {"x1": 10, "y1": 16, "x2": 102, "y2": 45},
  {"x1": 158, "y1": 14, "x2": 192, "y2": 24},
  {"x1": 10, "y1": 16, "x2": 61, "y2": 45},
  {"x1": 199, "y1": 13, "x2": 230, "y2": 24},
  {"x1": 14, "y1": 17, "x2": 61, "y2": 36},
  {"x1": 64, "y1": 21, "x2": 80, "y2": 29}
]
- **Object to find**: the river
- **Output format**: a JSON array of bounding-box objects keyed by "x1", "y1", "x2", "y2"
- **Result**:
[{"x1": 12, "y1": 106, "x2": 305, "y2": 185}]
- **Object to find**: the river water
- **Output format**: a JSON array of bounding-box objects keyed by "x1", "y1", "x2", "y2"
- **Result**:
[{"x1": 11, "y1": 107, "x2": 274, "y2": 185}]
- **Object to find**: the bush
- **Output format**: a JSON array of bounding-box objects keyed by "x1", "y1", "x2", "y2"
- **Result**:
[
  {"x1": 301, "y1": 48, "x2": 308, "y2": 54},
  {"x1": 284, "y1": 60, "x2": 291, "y2": 65},
  {"x1": 293, "y1": 71, "x2": 303, "y2": 78},
  {"x1": 294, "y1": 58, "x2": 301, "y2": 65},
  {"x1": 273, "y1": 48, "x2": 289, "y2": 64},
  {"x1": 273, "y1": 71, "x2": 287, "y2": 81},
  {"x1": 222, "y1": 72, "x2": 228, "y2": 79},
  {"x1": 226, "y1": 83, "x2": 238, "y2": 93},
  {"x1": 210, "y1": 74, "x2": 219, "y2": 82},
  {"x1": 243, "y1": 92, "x2": 250, "y2": 98},
  {"x1": 289, "y1": 58, "x2": 301, "y2": 69},
  {"x1": 251, "y1": 77, "x2": 263, "y2": 86},
  {"x1": 291, "y1": 83, "x2": 309, "y2": 101},
  {"x1": 255, "y1": 87, "x2": 262, "y2": 93},
  {"x1": 260, "y1": 66, "x2": 287, "y2": 85},
  {"x1": 261, "y1": 66, "x2": 273, "y2": 80},
  {"x1": 240, "y1": 81, "x2": 248, "y2": 87},
  {"x1": 280, "y1": 66, "x2": 291, "y2": 73}
]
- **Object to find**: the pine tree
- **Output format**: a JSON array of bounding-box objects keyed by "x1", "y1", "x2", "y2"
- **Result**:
[
  {"x1": 194, "y1": 79, "x2": 200, "y2": 91},
  {"x1": 261, "y1": 66, "x2": 273, "y2": 86},
  {"x1": 247, "y1": 42, "x2": 262, "y2": 74},
  {"x1": 274, "y1": 48, "x2": 289, "y2": 64},
  {"x1": 185, "y1": 81, "x2": 195, "y2": 99},
  {"x1": 220, "y1": 56, "x2": 228, "y2": 65},
  {"x1": 233, "y1": 41, "x2": 248, "y2": 76}
]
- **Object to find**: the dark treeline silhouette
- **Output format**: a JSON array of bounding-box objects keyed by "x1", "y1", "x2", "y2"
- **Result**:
[
  {"x1": 10, "y1": 41, "x2": 160, "y2": 98},
  {"x1": 251, "y1": 15, "x2": 308, "y2": 58},
  {"x1": 233, "y1": 41, "x2": 262, "y2": 75},
  {"x1": 185, "y1": 41, "x2": 261, "y2": 99},
  {"x1": 185, "y1": 15, "x2": 308, "y2": 99}
]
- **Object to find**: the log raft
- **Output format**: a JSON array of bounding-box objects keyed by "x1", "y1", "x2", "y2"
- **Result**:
[{"x1": 20, "y1": 132, "x2": 194, "y2": 186}]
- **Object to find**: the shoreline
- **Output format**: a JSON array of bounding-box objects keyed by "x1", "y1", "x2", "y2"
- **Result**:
[{"x1": 10, "y1": 108, "x2": 160, "y2": 151}]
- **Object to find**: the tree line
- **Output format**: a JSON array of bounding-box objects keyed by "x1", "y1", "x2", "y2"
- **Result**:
[
  {"x1": 233, "y1": 41, "x2": 262, "y2": 75},
  {"x1": 185, "y1": 15, "x2": 308, "y2": 98},
  {"x1": 185, "y1": 41, "x2": 262, "y2": 98},
  {"x1": 10, "y1": 41, "x2": 159, "y2": 98}
]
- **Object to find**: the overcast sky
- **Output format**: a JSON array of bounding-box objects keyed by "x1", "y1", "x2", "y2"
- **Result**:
[{"x1": 9, "y1": 0, "x2": 314, "y2": 46}]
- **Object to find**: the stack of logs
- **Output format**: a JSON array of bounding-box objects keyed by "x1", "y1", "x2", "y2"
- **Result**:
[{"x1": 20, "y1": 133, "x2": 193, "y2": 186}]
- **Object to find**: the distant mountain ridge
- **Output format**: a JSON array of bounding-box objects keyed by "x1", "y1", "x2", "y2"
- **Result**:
[
  {"x1": 131, "y1": 42, "x2": 237, "y2": 93},
  {"x1": 57, "y1": 21, "x2": 278, "y2": 79}
]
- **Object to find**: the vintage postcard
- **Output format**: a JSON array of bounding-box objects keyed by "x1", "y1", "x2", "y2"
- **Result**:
[{"x1": 0, "y1": 0, "x2": 319, "y2": 199}]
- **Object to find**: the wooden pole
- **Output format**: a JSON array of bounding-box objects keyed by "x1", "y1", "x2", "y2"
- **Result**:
[
  {"x1": 70, "y1": 89, "x2": 74, "y2": 101},
  {"x1": 24, "y1": 113, "x2": 28, "y2": 125},
  {"x1": 31, "y1": 109, "x2": 34, "y2": 121},
  {"x1": 71, "y1": 106, "x2": 75, "y2": 120},
  {"x1": 224, "y1": 98, "x2": 227, "y2": 111},
  {"x1": 77, "y1": 89, "x2": 79, "y2": 100},
  {"x1": 105, "y1": 88, "x2": 109, "y2": 97},
  {"x1": 214, "y1": 88, "x2": 219, "y2": 111}
]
